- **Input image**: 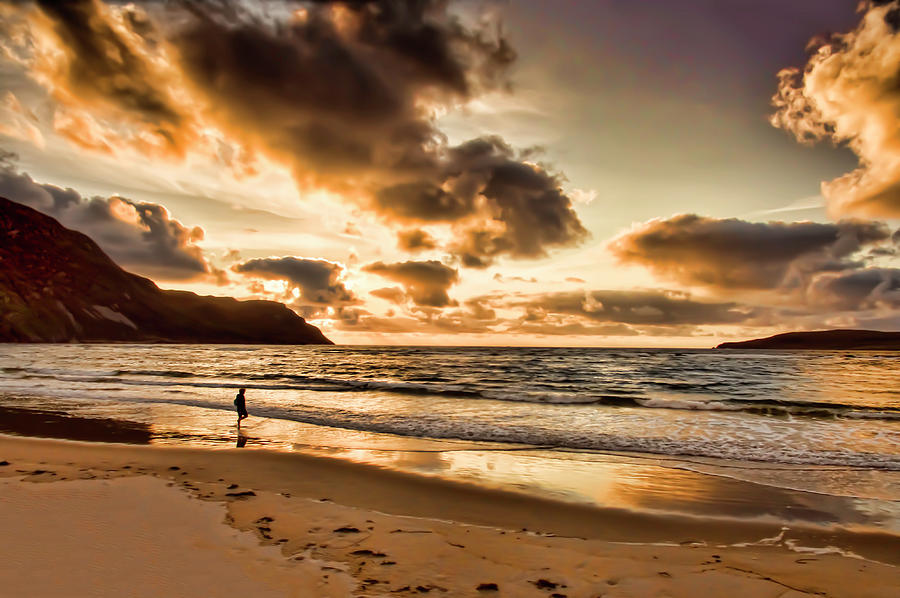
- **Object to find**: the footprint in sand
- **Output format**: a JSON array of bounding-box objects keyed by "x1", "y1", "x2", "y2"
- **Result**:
[
  {"x1": 530, "y1": 579, "x2": 560, "y2": 590},
  {"x1": 225, "y1": 490, "x2": 256, "y2": 498},
  {"x1": 351, "y1": 550, "x2": 386, "y2": 557}
]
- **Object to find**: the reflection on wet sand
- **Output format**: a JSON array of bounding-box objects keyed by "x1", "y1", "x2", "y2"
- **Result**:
[
  {"x1": 294, "y1": 444, "x2": 900, "y2": 533},
  {"x1": 2, "y1": 400, "x2": 898, "y2": 540},
  {"x1": 0, "y1": 405, "x2": 152, "y2": 444}
]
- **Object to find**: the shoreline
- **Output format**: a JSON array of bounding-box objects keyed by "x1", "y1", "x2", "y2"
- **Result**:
[
  {"x1": 2, "y1": 434, "x2": 899, "y2": 562},
  {"x1": 1, "y1": 434, "x2": 898, "y2": 596},
  {"x1": 1, "y1": 402, "x2": 898, "y2": 527}
]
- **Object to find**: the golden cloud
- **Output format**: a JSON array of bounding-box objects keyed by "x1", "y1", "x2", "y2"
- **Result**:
[
  {"x1": 6, "y1": 0, "x2": 586, "y2": 266},
  {"x1": 772, "y1": 1, "x2": 900, "y2": 217}
]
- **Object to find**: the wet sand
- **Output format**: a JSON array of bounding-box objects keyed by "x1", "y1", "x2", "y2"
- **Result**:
[{"x1": 1, "y1": 433, "x2": 898, "y2": 597}]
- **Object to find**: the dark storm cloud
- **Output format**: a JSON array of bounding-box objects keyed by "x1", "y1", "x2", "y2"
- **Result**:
[
  {"x1": 808, "y1": 267, "x2": 900, "y2": 311},
  {"x1": 609, "y1": 214, "x2": 892, "y2": 291},
  {"x1": 374, "y1": 183, "x2": 473, "y2": 222},
  {"x1": 362, "y1": 259, "x2": 459, "y2": 307},
  {"x1": 369, "y1": 137, "x2": 587, "y2": 265},
  {"x1": 443, "y1": 137, "x2": 588, "y2": 266},
  {"x1": 233, "y1": 256, "x2": 356, "y2": 304},
  {"x1": 16, "y1": 0, "x2": 585, "y2": 265},
  {"x1": 397, "y1": 228, "x2": 437, "y2": 252},
  {"x1": 172, "y1": 6, "x2": 581, "y2": 265},
  {"x1": 0, "y1": 165, "x2": 213, "y2": 281}
]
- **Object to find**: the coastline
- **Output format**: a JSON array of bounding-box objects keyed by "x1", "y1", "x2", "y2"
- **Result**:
[
  {"x1": 1, "y1": 433, "x2": 898, "y2": 597},
  {"x1": 3, "y1": 403, "x2": 899, "y2": 530}
]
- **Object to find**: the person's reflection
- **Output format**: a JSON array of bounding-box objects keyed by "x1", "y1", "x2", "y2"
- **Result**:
[{"x1": 236, "y1": 431, "x2": 249, "y2": 448}]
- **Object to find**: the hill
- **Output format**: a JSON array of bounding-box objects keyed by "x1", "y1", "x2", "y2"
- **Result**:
[
  {"x1": 0, "y1": 197, "x2": 332, "y2": 344},
  {"x1": 715, "y1": 329, "x2": 900, "y2": 350}
]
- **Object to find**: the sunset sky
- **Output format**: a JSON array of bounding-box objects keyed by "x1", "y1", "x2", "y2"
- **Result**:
[{"x1": 2, "y1": 0, "x2": 899, "y2": 345}]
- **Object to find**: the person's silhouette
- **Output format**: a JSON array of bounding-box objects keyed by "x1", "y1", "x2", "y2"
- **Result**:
[{"x1": 234, "y1": 388, "x2": 249, "y2": 427}]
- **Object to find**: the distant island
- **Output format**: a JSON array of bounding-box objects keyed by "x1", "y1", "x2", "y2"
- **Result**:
[
  {"x1": 716, "y1": 329, "x2": 900, "y2": 350},
  {"x1": 0, "y1": 197, "x2": 332, "y2": 344}
]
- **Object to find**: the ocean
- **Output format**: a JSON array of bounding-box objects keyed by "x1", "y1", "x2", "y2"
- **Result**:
[{"x1": 2, "y1": 344, "x2": 899, "y2": 541}]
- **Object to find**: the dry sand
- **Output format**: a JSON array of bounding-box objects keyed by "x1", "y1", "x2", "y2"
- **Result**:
[{"x1": 0, "y1": 434, "x2": 897, "y2": 597}]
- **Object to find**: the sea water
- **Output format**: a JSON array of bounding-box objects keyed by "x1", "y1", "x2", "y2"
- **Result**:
[{"x1": 1, "y1": 344, "x2": 899, "y2": 535}]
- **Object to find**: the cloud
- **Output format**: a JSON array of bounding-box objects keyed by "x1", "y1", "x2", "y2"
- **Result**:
[
  {"x1": 335, "y1": 314, "x2": 492, "y2": 335},
  {"x1": 169, "y1": 0, "x2": 515, "y2": 177},
  {"x1": 0, "y1": 91, "x2": 45, "y2": 148},
  {"x1": 335, "y1": 301, "x2": 501, "y2": 335},
  {"x1": 363, "y1": 260, "x2": 459, "y2": 307},
  {"x1": 397, "y1": 228, "x2": 437, "y2": 252},
  {"x1": 233, "y1": 256, "x2": 356, "y2": 305},
  {"x1": 463, "y1": 297, "x2": 496, "y2": 320},
  {"x1": 609, "y1": 214, "x2": 892, "y2": 291},
  {"x1": 607, "y1": 214, "x2": 900, "y2": 330},
  {"x1": 8, "y1": 0, "x2": 586, "y2": 266},
  {"x1": 33, "y1": 0, "x2": 183, "y2": 124},
  {"x1": 20, "y1": 0, "x2": 200, "y2": 158},
  {"x1": 807, "y1": 267, "x2": 900, "y2": 311},
  {"x1": 339, "y1": 286, "x2": 763, "y2": 337},
  {"x1": 0, "y1": 164, "x2": 214, "y2": 281},
  {"x1": 510, "y1": 320, "x2": 641, "y2": 337},
  {"x1": 506, "y1": 289, "x2": 760, "y2": 326},
  {"x1": 370, "y1": 286, "x2": 407, "y2": 304},
  {"x1": 370, "y1": 137, "x2": 588, "y2": 266},
  {"x1": 492, "y1": 273, "x2": 537, "y2": 283},
  {"x1": 771, "y1": 1, "x2": 900, "y2": 217}
]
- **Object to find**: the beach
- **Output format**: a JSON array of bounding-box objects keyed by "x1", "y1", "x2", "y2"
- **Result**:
[
  {"x1": 1, "y1": 433, "x2": 898, "y2": 597},
  {"x1": 1, "y1": 345, "x2": 899, "y2": 596},
  {"x1": 4, "y1": 0, "x2": 900, "y2": 594}
]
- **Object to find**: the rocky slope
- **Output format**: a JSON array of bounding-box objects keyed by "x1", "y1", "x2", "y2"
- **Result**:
[
  {"x1": 0, "y1": 197, "x2": 332, "y2": 344},
  {"x1": 716, "y1": 329, "x2": 900, "y2": 350}
]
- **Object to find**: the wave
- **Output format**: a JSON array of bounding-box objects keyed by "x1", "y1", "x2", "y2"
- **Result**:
[
  {"x1": 645, "y1": 379, "x2": 733, "y2": 391},
  {"x1": 5, "y1": 368, "x2": 601, "y2": 403},
  {"x1": 115, "y1": 369, "x2": 196, "y2": 378},
  {"x1": 5, "y1": 366, "x2": 900, "y2": 418},
  {"x1": 263, "y1": 410, "x2": 898, "y2": 470},
  {"x1": 633, "y1": 397, "x2": 900, "y2": 420},
  {"x1": 4, "y1": 390, "x2": 897, "y2": 471}
]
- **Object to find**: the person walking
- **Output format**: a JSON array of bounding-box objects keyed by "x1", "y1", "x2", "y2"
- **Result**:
[{"x1": 234, "y1": 388, "x2": 249, "y2": 427}]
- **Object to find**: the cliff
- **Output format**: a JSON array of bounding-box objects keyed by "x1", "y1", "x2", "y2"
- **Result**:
[
  {"x1": 715, "y1": 329, "x2": 900, "y2": 350},
  {"x1": 0, "y1": 197, "x2": 332, "y2": 344}
]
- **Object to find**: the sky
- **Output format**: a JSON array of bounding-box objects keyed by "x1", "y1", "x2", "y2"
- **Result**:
[{"x1": 1, "y1": 0, "x2": 899, "y2": 346}]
